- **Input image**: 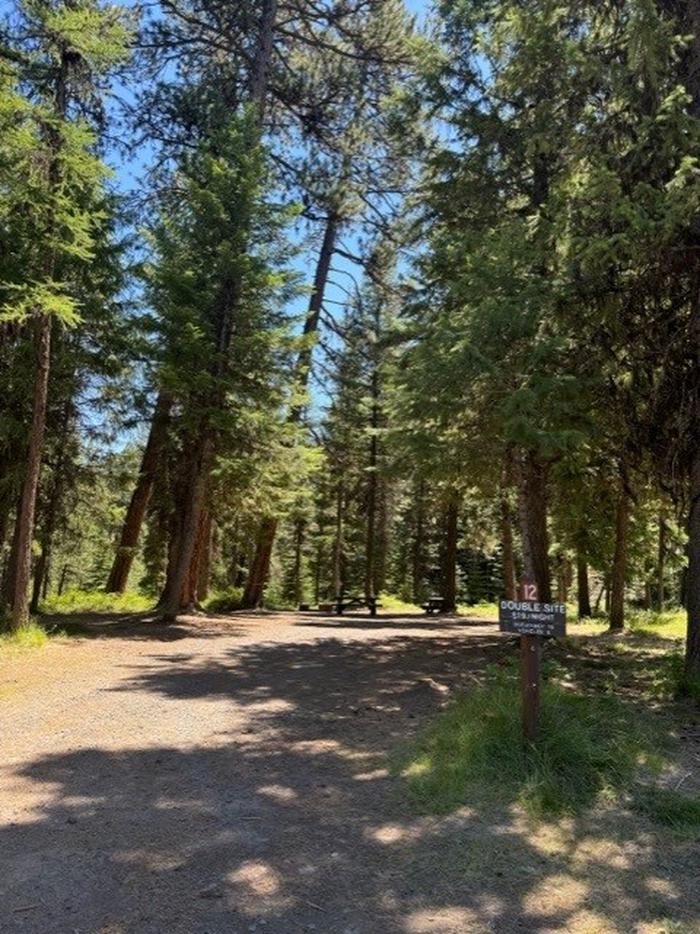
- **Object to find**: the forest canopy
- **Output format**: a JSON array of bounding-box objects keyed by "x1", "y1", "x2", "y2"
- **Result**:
[{"x1": 1, "y1": 0, "x2": 700, "y2": 690}]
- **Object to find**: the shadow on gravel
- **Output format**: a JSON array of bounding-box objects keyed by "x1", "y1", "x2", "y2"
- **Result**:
[
  {"x1": 295, "y1": 611, "x2": 496, "y2": 632},
  {"x1": 38, "y1": 611, "x2": 253, "y2": 642},
  {"x1": 3, "y1": 630, "x2": 697, "y2": 933}
]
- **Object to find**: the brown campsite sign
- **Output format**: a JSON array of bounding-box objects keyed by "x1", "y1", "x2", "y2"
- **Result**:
[{"x1": 499, "y1": 578, "x2": 567, "y2": 741}]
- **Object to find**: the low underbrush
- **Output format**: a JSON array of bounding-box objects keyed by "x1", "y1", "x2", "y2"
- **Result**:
[{"x1": 40, "y1": 588, "x2": 153, "y2": 615}]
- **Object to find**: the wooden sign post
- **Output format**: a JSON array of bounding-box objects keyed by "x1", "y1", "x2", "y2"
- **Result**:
[{"x1": 498, "y1": 579, "x2": 566, "y2": 742}]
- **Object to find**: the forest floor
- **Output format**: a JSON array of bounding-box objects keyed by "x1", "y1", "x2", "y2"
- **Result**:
[{"x1": 1, "y1": 609, "x2": 699, "y2": 934}]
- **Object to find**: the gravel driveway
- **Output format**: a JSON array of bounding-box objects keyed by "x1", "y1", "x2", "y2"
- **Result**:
[{"x1": 1, "y1": 611, "x2": 697, "y2": 934}]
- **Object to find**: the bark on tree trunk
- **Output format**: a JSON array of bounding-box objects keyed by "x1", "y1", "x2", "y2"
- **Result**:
[
  {"x1": 685, "y1": 449, "x2": 700, "y2": 680},
  {"x1": 609, "y1": 486, "x2": 630, "y2": 631},
  {"x1": 412, "y1": 480, "x2": 426, "y2": 604},
  {"x1": 577, "y1": 553, "x2": 592, "y2": 618},
  {"x1": 332, "y1": 479, "x2": 344, "y2": 599},
  {"x1": 657, "y1": 511, "x2": 666, "y2": 612},
  {"x1": 196, "y1": 509, "x2": 213, "y2": 604},
  {"x1": 442, "y1": 493, "x2": 459, "y2": 613},
  {"x1": 250, "y1": 0, "x2": 278, "y2": 122},
  {"x1": 292, "y1": 518, "x2": 304, "y2": 606},
  {"x1": 557, "y1": 557, "x2": 571, "y2": 604},
  {"x1": 106, "y1": 391, "x2": 172, "y2": 593},
  {"x1": 9, "y1": 315, "x2": 52, "y2": 630},
  {"x1": 314, "y1": 537, "x2": 322, "y2": 605},
  {"x1": 658, "y1": 0, "x2": 700, "y2": 682},
  {"x1": 160, "y1": 432, "x2": 213, "y2": 620},
  {"x1": 500, "y1": 496, "x2": 517, "y2": 600},
  {"x1": 241, "y1": 516, "x2": 277, "y2": 608},
  {"x1": 57, "y1": 563, "x2": 69, "y2": 596},
  {"x1": 516, "y1": 450, "x2": 551, "y2": 602},
  {"x1": 29, "y1": 484, "x2": 61, "y2": 615},
  {"x1": 2, "y1": 493, "x2": 22, "y2": 610},
  {"x1": 364, "y1": 367, "x2": 379, "y2": 601}
]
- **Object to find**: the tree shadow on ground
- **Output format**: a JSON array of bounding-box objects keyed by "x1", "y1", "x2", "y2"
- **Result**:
[
  {"x1": 295, "y1": 610, "x2": 494, "y2": 632},
  {"x1": 2, "y1": 630, "x2": 698, "y2": 933},
  {"x1": 38, "y1": 611, "x2": 253, "y2": 642}
]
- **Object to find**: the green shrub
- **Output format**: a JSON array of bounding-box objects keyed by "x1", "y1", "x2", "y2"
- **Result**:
[
  {"x1": 395, "y1": 667, "x2": 666, "y2": 818},
  {"x1": 203, "y1": 588, "x2": 244, "y2": 612}
]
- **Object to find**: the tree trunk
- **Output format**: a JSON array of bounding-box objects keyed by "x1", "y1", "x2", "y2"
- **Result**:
[
  {"x1": 500, "y1": 496, "x2": 517, "y2": 600},
  {"x1": 609, "y1": 486, "x2": 630, "y2": 631},
  {"x1": 5, "y1": 50, "x2": 69, "y2": 631},
  {"x1": 244, "y1": 213, "x2": 341, "y2": 606},
  {"x1": 160, "y1": 432, "x2": 213, "y2": 620},
  {"x1": 57, "y1": 563, "x2": 69, "y2": 596},
  {"x1": 8, "y1": 315, "x2": 52, "y2": 630},
  {"x1": 161, "y1": 4, "x2": 279, "y2": 621},
  {"x1": 106, "y1": 391, "x2": 172, "y2": 593},
  {"x1": 332, "y1": 479, "x2": 344, "y2": 599},
  {"x1": 412, "y1": 480, "x2": 425, "y2": 604},
  {"x1": 657, "y1": 510, "x2": 666, "y2": 612},
  {"x1": 249, "y1": 0, "x2": 278, "y2": 122},
  {"x1": 29, "y1": 547, "x2": 48, "y2": 616},
  {"x1": 234, "y1": 553, "x2": 247, "y2": 589},
  {"x1": 442, "y1": 493, "x2": 459, "y2": 613},
  {"x1": 314, "y1": 537, "x2": 322, "y2": 605},
  {"x1": 557, "y1": 557, "x2": 571, "y2": 604},
  {"x1": 577, "y1": 553, "x2": 592, "y2": 618},
  {"x1": 196, "y1": 510, "x2": 213, "y2": 603},
  {"x1": 685, "y1": 449, "x2": 700, "y2": 680},
  {"x1": 516, "y1": 450, "x2": 551, "y2": 602},
  {"x1": 364, "y1": 367, "x2": 379, "y2": 602},
  {"x1": 292, "y1": 519, "x2": 304, "y2": 606},
  {"x1": 290, "y1": 213, "x2": 340, "y2": 423},
  {"x1": 241, "y1": 516, "x2": 277, "y2": 609},
  {"x1": 182, "y1": 509, "x2": 210, "y2": 611}
]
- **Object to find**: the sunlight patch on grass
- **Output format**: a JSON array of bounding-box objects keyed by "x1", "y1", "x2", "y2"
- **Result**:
[
  {"x1": 394, "y1": 668, "x2": 667, "y2": 820},
  {"x1": 458, "y1": 601, "x2": 499, "y2": 620},
  {"x1": 40, "y1": 588, "x2": 152, "y2": 614},
  {"x1": 0, "y1": 620, "x2": 49, "y2": 651},
  {"x1": 379, "y1": 593, "x2": 421, "y2": 613},
  {"x1": 627, "y1": 608, "x2": 686, "y2": 641}
]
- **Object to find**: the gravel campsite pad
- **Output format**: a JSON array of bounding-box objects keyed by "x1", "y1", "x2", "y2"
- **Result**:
[{"x1": 1, "y1": 610, "x2": 699, "y2": 933}]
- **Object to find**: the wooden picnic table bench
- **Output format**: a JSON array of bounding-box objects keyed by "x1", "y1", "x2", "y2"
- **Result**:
[
  {"x1": 422, "y1": 595, "x2": 446, "y2": 615},
  {"x1": 334, "y1": 595, "x2": 382, "y2": 617}
]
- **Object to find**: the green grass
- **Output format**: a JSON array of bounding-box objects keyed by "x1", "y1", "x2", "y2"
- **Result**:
[
  {"x1": 631, "y1": 785, "x2": 700, "y2": 832},
  {"x1": 0, "y1": 619, "x2": 50, "y2": 650},
  {"x1": 627, "y1": 608, "x2": 687, "y2": 640},
  {"x1": 379, "y1": 593, "x2": 421, "y2": 613},
  {"x1": 395, "y1": 666, "x2": 667, "y2": 819},
  {"x1": 40, "y1": 588, "x2": 152, "y2": 615},
  {"x1": 458, "y1": 601, "x2": 500, "y2": 620}
]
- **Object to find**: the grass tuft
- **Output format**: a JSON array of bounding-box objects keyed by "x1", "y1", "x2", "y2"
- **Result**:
[
  {"x1": 0, "y1": 619, "x2": 50, "y2": 651},
  {"x1": 395, "y1": 667, "x2": 666, "y2": 819}
]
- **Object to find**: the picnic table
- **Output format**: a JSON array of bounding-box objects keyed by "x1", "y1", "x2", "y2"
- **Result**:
[
  {"x1": 334, "y1": 595, "x2": 382, "y2": 617},
  {"x1": 421, "y1": 595, "x2": 446, "y2": 615}
]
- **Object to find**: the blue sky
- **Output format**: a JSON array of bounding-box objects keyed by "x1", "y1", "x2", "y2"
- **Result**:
[{"x1": 1, "y1": 0, "x2": 433, "y2": 431}]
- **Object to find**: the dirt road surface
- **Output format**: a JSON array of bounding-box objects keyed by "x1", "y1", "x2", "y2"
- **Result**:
[{"x1": 1, "y1": 611, "x2": 698, "y2": 934}]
